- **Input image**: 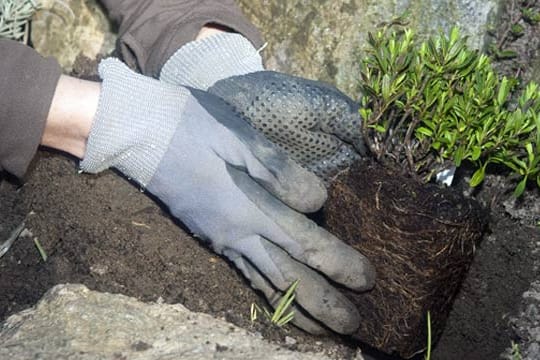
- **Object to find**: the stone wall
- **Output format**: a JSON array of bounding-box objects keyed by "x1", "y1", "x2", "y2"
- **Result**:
[
  {"x1": 31, "y1": 0, "x2": 502, "y2": 97},
  {"x1": 237, "y1": 0, "x2": 501, "y2": 97}
]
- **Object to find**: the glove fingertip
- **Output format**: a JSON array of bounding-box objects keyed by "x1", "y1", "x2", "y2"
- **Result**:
[
  {"x1": 349, "y1": 260, "x2": 377, "y2": 292},
  {"x1": 336, "y1": 308, "x2": 361, "y2": 335},
  {"x1": 338, "y1": 249, "x2": 377, "y2": 292},
  {"x1": 272, "y1": 160, "x2": 327, "y2": 213},
  {"x1": 305, "y1": 288, "x2": 360, "y2": 335}
]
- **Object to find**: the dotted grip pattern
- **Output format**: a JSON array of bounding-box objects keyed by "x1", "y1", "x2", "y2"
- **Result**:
[{"x1": 208, "y1": 71, "x2": 365, "y2": 182}]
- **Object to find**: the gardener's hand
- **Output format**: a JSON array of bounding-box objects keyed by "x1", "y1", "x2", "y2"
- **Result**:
[
  {"x1": 160, "y1": 33, "x2": 366, "y2": 182},
  {"x1": 81, "y1": 58, "x2": 375, "y2": 335}
]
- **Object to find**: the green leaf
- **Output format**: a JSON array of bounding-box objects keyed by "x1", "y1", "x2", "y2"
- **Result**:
[
  {"x1": 522, "y1": 9, "x2": 540, "y2": 24},
  {"x1": 33, "y1": 238, "x2": 48, "y2": 262},
  {"x1": 497, "y1": 77, "x2": 510, "y2": 106},
  {"x1": 454, "y1": 147, "x2": 465, "y2": 166},
  {"x1": 470, "y1": 166, "x2": 486, "y2": 187},
  {"x1": 362, "y1": 85, "x2": 379, "y2": 98},
  {"x1": 471, "y1": 146, "x2": 482, "y2": 161},
  {"x1": 382, "y1": 74, "x2": 392, "y2": 100},
  {"x1": 417, "y1": 127, "x2": 433, "y2": 137},
  {"x1": 370, "y1": 124, "x2": 387, "y2": 133},
  {"x1": 395, "y1": 73, "x2": 407, "y2": 87},
  {"x1": 423, "y1": 119, "x2": 436, "y2": 130},
  {"x1": 359, "y1": 108, "x2": 372, "y2": 120},
  {"x1": 443, "y1": 131, "x2": 456, "y2": 145},
  {"x1": 497, "y1": 50, "x2": 518, "y2": 60},
  {"x1": 513, "y1": 177, "x2": 528, "y2": 197},
  {"x1": 526, "y1": 143, "x2": 534, "y2": 163},
  {"x1": 511, "y1": 24, "x2": 525, "y2": 37},
  {"x1": 512, "y1": 157, "x2": 528, "y2": 173},
  {"x1": 367, "y1": 31, "x2": 377, "y2": 47},
  {"x1": 425, "y1": 311, "x2": 432, "y2": 360},
  {"x1": 449, "y1": 26, "x2": 460, "y2": 44}
]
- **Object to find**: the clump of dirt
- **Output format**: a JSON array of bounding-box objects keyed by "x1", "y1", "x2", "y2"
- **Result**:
[{"x1": 323, "y1": 160, "x2": 488, "y2": 358}]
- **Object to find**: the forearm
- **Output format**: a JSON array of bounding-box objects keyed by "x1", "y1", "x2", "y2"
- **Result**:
[
  {"x1": 40, "y1": 21, "x2": 234, "y2": 160},
  {"x1": 0, "y1": 19, "x2": 240, "y2": 179},
  {"x1": 40, "y1": 22, "x2": 224, "y2": 160},
  {"x1": 40, "y1": 75, "x2": 99, "y2": 159}
]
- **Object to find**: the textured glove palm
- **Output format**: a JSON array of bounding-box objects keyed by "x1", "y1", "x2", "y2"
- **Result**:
[
  {"x1": 81, "y1": 59, "x2": 375, "y2": 335},
  {"x1": 160, "y1": 33, "x2": 366, "y2": 182},
  {"x1": 209, "y1": 71, "x2": 366, "y2": 181}
]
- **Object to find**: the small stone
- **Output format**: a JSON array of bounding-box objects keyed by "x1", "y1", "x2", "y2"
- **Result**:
[
  {"x1": 19, "y1": 229, "x2": 33, "y2": 238},
  {"x1": 89, "y1": 264, "x2": 108, "y2": 276},
  {"x1": 285, "y1": 336, "x2": 297, "y2": 345}
]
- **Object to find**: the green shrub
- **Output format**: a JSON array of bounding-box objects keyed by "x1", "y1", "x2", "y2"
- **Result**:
[{"x1": 358, "y1": 25, "x2": 540, "y2": 196}]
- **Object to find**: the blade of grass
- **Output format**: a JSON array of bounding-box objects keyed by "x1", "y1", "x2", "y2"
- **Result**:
[
  {"x1": 250, "y1": 303, "x2": 259, "y2": 323},
  {"x1": 425, "y1": 311, "x2": 432, "y2": 360},
  {"x1": 33, "y1": 237, "x2": 48, "y2": 262},
  {"x1": 271, "y1": 280, "x2": 299, "y2": 326},
  {"x1": 250, "y1": 280, "x2": 299, "y2": 328}
]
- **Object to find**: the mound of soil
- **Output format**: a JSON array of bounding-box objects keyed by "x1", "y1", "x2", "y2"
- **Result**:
[{"x1": 0, "y1": 153, "x2": 357, "y2": 358}]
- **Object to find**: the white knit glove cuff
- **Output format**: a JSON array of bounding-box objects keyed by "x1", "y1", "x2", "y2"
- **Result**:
[
  {"x1": 160, "y1": 32, "x2": 264, "y2": 90},
  {"x1": 81, "y1": 58, "x2": 189, "y2": 187}
]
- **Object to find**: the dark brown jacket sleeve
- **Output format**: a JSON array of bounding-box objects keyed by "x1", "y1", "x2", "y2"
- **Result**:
[
  {"x1": 0, "y1": 39, "x2": 62, "y2": 178},
  {"x1": 100, "y1": 0, "x2": 263, "y2": 78}
]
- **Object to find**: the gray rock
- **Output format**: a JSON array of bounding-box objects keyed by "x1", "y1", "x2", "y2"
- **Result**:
[
  {"x1": 31, "y1": 0, "x2": 116, "y2": 73},
  {"x1": 237, "y1": 0, "x2": 502, "y2": 97},
  {"x1": 0, "y1": 284, "x2": 342, "y2": 360}
]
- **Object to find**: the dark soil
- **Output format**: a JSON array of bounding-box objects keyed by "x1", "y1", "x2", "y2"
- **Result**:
[
  {"x1": 431, "y1": 168, "x2": 540, "y2": 360},
  {"x1": 1, "y1": 153, "x2": 539, "y2": 360},
  {"x1": 0, "y1": 153, "x2": 357, "y2": 359}
]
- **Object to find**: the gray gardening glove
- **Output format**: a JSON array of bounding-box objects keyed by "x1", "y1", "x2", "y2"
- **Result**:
[
  {"x1": 81, "y1": 58, "x2": 375, "y2": 335},
  {"x1": 160, "y1": 33, "x2": 366, "y2": 182}
]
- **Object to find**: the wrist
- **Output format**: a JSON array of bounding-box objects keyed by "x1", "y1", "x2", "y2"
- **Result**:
[
  {"x1": 41, "y1": 75, "x2": 99, "y2": 159},
  {"x1": 196, "y1": 24, "x2": 231, "y2": 40},
  {"x1": 80, "y1": 58, "x2": 189, "y2": 187}
]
